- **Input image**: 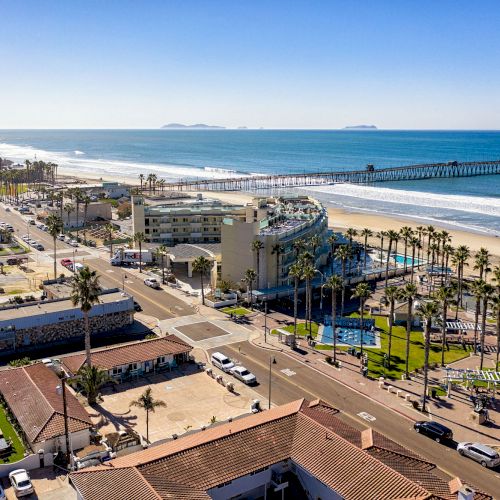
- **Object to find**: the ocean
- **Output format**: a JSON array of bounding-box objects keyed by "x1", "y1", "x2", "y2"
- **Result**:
[{"x1": 0, "y1": 129, "x2": 499, "y2": 235}]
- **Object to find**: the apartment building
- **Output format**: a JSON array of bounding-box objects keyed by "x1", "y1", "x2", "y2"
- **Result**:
[{"x1": 221, "y1": 196, "x2": 329, "y2": 291}]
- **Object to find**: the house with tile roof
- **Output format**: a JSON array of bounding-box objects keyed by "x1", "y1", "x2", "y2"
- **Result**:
[
  {"x1": 0, "y1": 363, "x2": 92, "y2": 454},
  {"x1": 60, "y1": 335, "x2": 192, "y2": 382},
  {"x1": 70, "y1": 399, "x2": 489, "y2": 500}
]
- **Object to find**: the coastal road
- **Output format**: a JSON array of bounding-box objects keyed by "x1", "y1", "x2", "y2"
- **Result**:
[{"x1": 209, "y1": 342, "x2": 500, "y2": 497}]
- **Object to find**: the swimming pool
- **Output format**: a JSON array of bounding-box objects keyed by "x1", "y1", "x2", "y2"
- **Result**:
[
  {"x1": 394, "y1": 254, "x2": 422, "y2": 266},
  {"x1": 319, "y1": 326, "x2": 380, "y2": 348}
]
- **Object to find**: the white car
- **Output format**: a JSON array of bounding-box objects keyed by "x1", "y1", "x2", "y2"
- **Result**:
[
  {"x1": 144, "y1": 278, "x2": 161, "y2": 289},
  {"x1": 57, "y1": 234, "x2": 66, "y2": 241},
  {"x1": 69, "y1": 239, "x2": 79, "y2": 247},
  {"x1": 9, "y1": 469, "x2": 34, "y2": 497},
  {"x1": 230, "y1": 366, "x2": 257, "y2": 385},
  {"x1": 457, "y1": 442, "x2": 500, "y2": 468}
]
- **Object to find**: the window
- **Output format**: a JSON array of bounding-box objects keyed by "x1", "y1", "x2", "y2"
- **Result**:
[
  {"x1": 128, "y1": 363, "x2": 137, "y2": 371},
  {"x1": 112, "y1": 367, "x2": 123, "y2": 375}
]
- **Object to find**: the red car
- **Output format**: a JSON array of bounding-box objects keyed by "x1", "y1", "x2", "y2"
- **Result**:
[{"x1": 60, "y1": 258, "x2": 73, "y2": 268}]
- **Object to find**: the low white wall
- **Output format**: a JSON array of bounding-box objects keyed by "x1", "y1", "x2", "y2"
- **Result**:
[
  {"x1": 0, "y1": 452, "x2": 53, "y2": 478},
  {"x1": 204, "y1": 297, "x2": 238, "y2": 308}
]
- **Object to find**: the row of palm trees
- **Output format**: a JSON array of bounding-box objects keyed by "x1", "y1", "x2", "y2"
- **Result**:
[{"x1": 138, "y1": 173, "x2": 170, "y2": 194}]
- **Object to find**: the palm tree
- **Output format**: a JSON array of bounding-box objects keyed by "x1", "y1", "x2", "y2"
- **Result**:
[
  {"x1": 157, "y1": 244, "x2": 169, "y2": 284},
  {"x1": 416, "y1": 226, "x2": 424, "y2": 265},
  {"x1": 192, "y1": 256, "x2": 211, "y2": 306},
  {"x1": 417, "y1": 300, "x2": 439, "y2": 413},
  {"x1": 327, "y1": 233, "x2": 338, "y2": 271},
  {"x1": 470, "y1": 279, "x2": 485, "y2": 356},
  {"x1": 384, "y1": 230, "x2": 399, "y2": 288},
  {"x1": 292, "y1": 238, "x2": 306, "y2": 258},
  {"x1": 243, "y1": 268, "x2": 257, "y2": 310},
  {"x1": 45, "y1": 214, "x2": 63, "y2": 279},
  {"x1": 73, "y1": 187, "x2": 83, "y2": 240},
  {"x1": 479, "y1": 282, "x2": 494, "y2": 370},
  {"x1": 360, "y1": 228, "x2": 373, "y2": 270},
  {"x1": 474, "y1": 248, "x2": 491, "y2": 281},
  {"x1": 408, "y1": 236, "x2": 420, "y2": 283},
  {"x1": 75, "y1": 365, "x2": 114, "y2": 405},
  {"x1": 351, "y1": 283, "x2": 372, "y2": 356},
  {"x1": 289, "y1": 263, "x2": 303, "y2": 338},
  {"x1": 325, "y1": 275, "x2": 343, "y2": 364},
  {"x1": 251, "y1": 239, "x2": 264, "y2": 288},
  {"x1": 335, "y1": 245, "x2": 350, "y2": 315},
  {"x1": 82, "y1": 195, "x2": 91, "y2": 244},
  {"x1": 491, "y1": 295, "x2": 500, "y2": 369},
  {"x1": 130, "y1": 387, "x2": 166, "y2": 443},
  {"x1": 133, "y1": 231, "x2": 145, "y2": 273},
  {"x1": 425, "y1": 225, "x2": 435, "y2": 264},
  {"x1": 105, "y1": 223, "x2": 114, "y2": 257},
  {"x1": 271, "y1": 244, "x2": 284, "y2": 288},
  {"x1": 401, "y1": 282, "x2": 419, "y2": 377},
  {"x1": 301, "y1": 264, "x2": 316, "y2": 336},
  {"x1": 384, "y1": 285, "x2": 400, "y2": 369},
  {"x1": 399, "y1": 226, "x2": 413, "y2": 274},
  {"x1": 64, "y1": 203, "x2": 74, "y2": 227},
  {"x1": 435, "y1": 285, "x2": 454, "y2": 366},
  {"x1": 139, "y1": 173, "x2": 145, "y2": 192},
  {"x1": 377, "y1": 230, "x2": 386, "y2": 263},
  {"x1": 345, "y1": 228, "x2": 357, "y2": 274},
  {"x1": 309, "y1": 234, "x2": 321, "y2": 258},
  {"x1": 71, "y1": 266, "x2": 101, "y2": 367},
  {"x1": 451, "y1": 245, "x2": 470, "y2": 315}
]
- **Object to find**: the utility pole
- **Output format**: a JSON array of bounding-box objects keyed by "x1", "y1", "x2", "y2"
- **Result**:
[
  {"x1": 268, "y1": 356, "x2": 272, "y2": 409},
  {"x1": 264, "y1": 301, "x2": 268, "y2": 344},
  {"x1": 59, "y1": 377, "x2": 71, "y2": 468}
]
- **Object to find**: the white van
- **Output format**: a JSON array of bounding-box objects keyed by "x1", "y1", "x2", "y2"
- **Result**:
[{"x1": 211, "y1": 352, "x2": 235, "y2": 372}]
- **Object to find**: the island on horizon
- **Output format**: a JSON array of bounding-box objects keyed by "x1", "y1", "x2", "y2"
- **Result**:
[
  {"x1": 343, "y1": 124, "x2": 378, "y2": 130},
  {"x1": 161, "y1": 123, "x2": 226, "y2": 129}
]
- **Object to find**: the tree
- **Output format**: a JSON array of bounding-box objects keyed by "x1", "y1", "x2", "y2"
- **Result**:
[
  {"x1": 425, "y1": 225, "x2": 435, "y2": 264},
  {"x1": 351, "y1": 283, "x2": 372, "y2": 356},
  {"x1": 399, "y1": 226, "x2": 413, "y2": 274},
  {"x1": 479, "y1": 282, "x2": 494, "y2": 370},
  {"x1": 360, "y1": 228, "x2": 373, "y2": 270},
  {"x1": 384, "y1": 286, "x2": 400, "y2": 369},
  {"x1": 139, "y1": 173, "x2": 145, "y2": 192},
  {"x1": 71, "y1": 266, "x2": 101, "y2": 367},
  {"x1": 377, "y1": 231, "x2": 386, "y2": 263},
  {"x1": 82, "y1": 195, "x2": 91, "y2": 243},
  {"x1": 327, "y1": 233, "x2": 338, "y2": 271},
  {"x1": 292, "y1": 238, "x2": 306, "y2": 258},
  {"x1": 491, "y1": 295, "x2": 500, "y2": 369},
  {"x1": 401, "y1": 282, "x2": 419, "y2": 377},
  {"x1": 451, "y1": 245, "x2": 470, "y2": 316},
  {"x1": 251, "y1": 239, "x2": 264, "y2": 288},
  {"x1": 474, "y1": 248, "x2": 491, "y2": 281},
  {"x1": 157, "y1": 244, "x2": 169, "y2": 284},
  {"x1": 417, "y1": 300, "x2": 439, "y2": 413},
  {"x1": 271, "y1": 243, "x2": 284, "y2": 289},
  {"x1": 408, "y1": 236, "x2": 420, "y2": 283},
  {"x1": 384, "y1": 230, "x2": 399, "y2": 288},
  {"x1": 435, "y1": 285, "x2": 454, "y2": 366},
  {"x1": 470, "y1": 279, "x2": 485, "y2": 356},
  {"x1": 46, "y1": 214, "x2": 63, "y2": 279},
  {"x1": 192, "y1": 256, "x2": 211, "y2": 306},
  {"x1": 130, "y1": 387, "x2": 166, "y2": 443},
  {"x1": 64, "y1": 203, "x2": 74, "y2": 227},
  {"x1": 243, "y1": 268, "x2": 257, "y2": 310},
  {"x1": 133, "y1": 232, "x2": 145, "y2": 273},
  {"x1": 117, "y1": 201, "x2": 132, "y2": 219},
  {"x1": 105, "y1": 223, "x2": 115, "y2": 257},
  {"x1": 345, "y1": 228, "x2": 357, "y2": 274},
  {"x1": 289, "y1": 263, "x2": 303, "y2": 338},
  {"x1": 75, "y1": 365, "x2": 114, "y2": 405},
  {"x1": 335, "y1": 245, "x2": 350, "y2": 315},
  {"x1": 325, "y1": 275, "x2": 343, "y2": 364},
  {"x1": 309, "y1": 234, "x2": 321, "y2": 257},
  {"x1": 301, "y1": 263, "x2": 316, "y2": 336}
]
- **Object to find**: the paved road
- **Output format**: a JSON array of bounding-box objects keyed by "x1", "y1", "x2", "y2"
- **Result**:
[{"x1": 209, "y1": 342, "x2": 500, "y2": 497}]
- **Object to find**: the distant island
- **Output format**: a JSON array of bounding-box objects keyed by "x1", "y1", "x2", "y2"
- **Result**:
[
  {"x1": 161, "y1": 123, "x2": 226, "y2": 129},
  {"x1": 343, "y1": 125, "x2": 378, "y2": 130}
]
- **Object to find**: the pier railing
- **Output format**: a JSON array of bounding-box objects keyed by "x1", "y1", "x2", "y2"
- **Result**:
[{"x1": 161, "y1": 160, "x2": 500, "y2": 191}]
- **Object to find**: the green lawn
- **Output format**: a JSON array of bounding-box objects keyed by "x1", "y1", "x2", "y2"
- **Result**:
[
  {"x1": 0, "y1": 406, "x2": 26, "y2": 463},
  {"x1": 220, "y1": 306, "x2": 252, "y2": 316},
  {"x1": 271, "y1": 322, "x2": 320, "y2": 338}
]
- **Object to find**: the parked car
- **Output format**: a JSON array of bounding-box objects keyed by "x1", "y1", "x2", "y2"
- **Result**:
[
  {"x1": 61, "y1": 258, "x2": 73, "y2": 267},
  {"x1": 457, "y1": 442, "x2": 500, "y2": 468},
  {"x1": 144, "y1": 278, "x2": 161, "y2": 289},
  {"x1": 211, "y1": 352, "x2": 235, "y2": 372},
  {"x1": 414, "y1": 421, "x2": 453, "y2": 443},
  {"x1": 34, "y1": 243, "x2": 45, "y2": 251},
  {"x1": 9, "y1": 469, "x2": 34, "y2": 497},
  {"x1": 133, "y1": 301, "x2": 143, "y2": 312},
  {"x1": 57, "y1": 234, "x2": 66, "y2": 241},
  {"x1": 69, "y1": 239, "x2": 79, "y2": 247},
  {"x1": 230, "y1": 366, "x2": 257, "y2": 385}
]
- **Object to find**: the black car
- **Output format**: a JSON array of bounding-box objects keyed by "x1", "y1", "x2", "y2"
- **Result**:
[
  {"x1": 133, "y1": 301, "x2": 143, "y2": 312},
  {"x1": 414, "y1": 421, "x2": 453, "y2": 443}
]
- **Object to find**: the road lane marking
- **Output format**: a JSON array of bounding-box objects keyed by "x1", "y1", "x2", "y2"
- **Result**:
[
  {"x1": 280, "y1": 368, "x2": 296, "y2": 377},
  {"x1": 357, "y1": 412, "x2": 376, "y2": 422}
]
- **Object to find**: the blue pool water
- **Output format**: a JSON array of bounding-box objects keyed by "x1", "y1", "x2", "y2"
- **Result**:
[
  {"x1": 394, "y1": 254, "x2": 422, "y2": 265},
  {"x1": 321, "y1": 327, "x2": 378, "y2": 347}
]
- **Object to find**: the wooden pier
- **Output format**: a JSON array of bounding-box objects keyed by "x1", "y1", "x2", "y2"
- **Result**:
[{"x1": 163, "y1": 159, "x2": 500, "y2": 192}]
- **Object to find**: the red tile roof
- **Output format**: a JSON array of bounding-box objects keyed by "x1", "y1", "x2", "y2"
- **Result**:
[
  {"x1": 0, "y1": 363, "x2": 91, "y2": 443},
  {"x1": 61, "y1": 335, "x2": 192, "y2": 374},
  {"x1": 70, "y1": 399, "x2": 492, "y2": 500}
]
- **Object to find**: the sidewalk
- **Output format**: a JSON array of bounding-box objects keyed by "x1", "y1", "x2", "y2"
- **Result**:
[{"x1": 250, "y1": 316, "x2": 500, "y2": 445}]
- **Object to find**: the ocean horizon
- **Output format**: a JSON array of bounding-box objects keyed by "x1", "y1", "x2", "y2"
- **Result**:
[{"x1": 1, "y1": 129, "x2": 499, "y2": 236}]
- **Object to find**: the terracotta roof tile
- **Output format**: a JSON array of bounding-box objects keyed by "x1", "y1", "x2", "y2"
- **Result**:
[
  {"x1": 0, "y1": 363, "x2": 91, "y2": 443},
  {"x1": 61, "y1": 335, "x2": 192, "y2": 374}
]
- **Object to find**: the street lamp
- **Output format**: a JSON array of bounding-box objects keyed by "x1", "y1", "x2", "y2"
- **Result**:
[
  {"x1": 56, "y1": 377, "x2": 71, "y2": 468},
  {"x1": 263, "y1": 301, "x2": 268, "y2": 343}
]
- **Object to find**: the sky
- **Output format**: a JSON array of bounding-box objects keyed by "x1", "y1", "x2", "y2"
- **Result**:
[{"x1": 1, "y1": 0, "x2": 500, "y2": 129}]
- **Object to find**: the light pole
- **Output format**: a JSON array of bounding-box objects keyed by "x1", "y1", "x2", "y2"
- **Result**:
[
  {"x1": 56, "y1": 377, "x2": 71, "y2": 468},
  {"x1": 263, "y1": 301, "x2": 268, "y2": 343},
  {"x1": 268, "y1": 356, "x2": 272, "y2": 409}
]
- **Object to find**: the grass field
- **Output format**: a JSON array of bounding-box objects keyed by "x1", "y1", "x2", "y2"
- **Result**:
[
  {"x1": 271, "y1": 322, "x2": 319, "y2": 338},
  {"x1": 220, "y1": 306, "x2": 252, "y2": 316},
  {"x1": 0, "y1": 406, "x2": 26, "y2": 463}
]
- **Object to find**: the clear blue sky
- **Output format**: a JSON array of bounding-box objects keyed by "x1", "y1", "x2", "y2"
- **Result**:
[{"x1": 1, "y1": 0, "x2": 499, "y2": 129}]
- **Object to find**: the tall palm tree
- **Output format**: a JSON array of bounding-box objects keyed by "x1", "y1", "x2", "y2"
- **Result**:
[
  {"x1": 243, "y1": 268, "x2": 257, "y2": 310},
  {"x1": 384, "y1": 230, "x2": 399, "y2": 288},
  {"x1": 360, "y1": 228, "x2": 373, "y2": 270},
  {"x1": 351, "y1": 283, "x2": 372, "y2": 356},
  {"x1": 401, "y1": 282, "x2": 419, "y2": 377},
  {"x1": 157, "y1": 244, "x2": 169, "y2": 284},
  {"x1": 451, "y1": 245, "x2": 470, "y2": 315},
  {"x1": 479, "y1": 282, "x2": 494, "y2": 370},
  {"x1": 71, "y1": 266, "x2": 101, "y2": 367},
  {"x1": 64, "y1": 203, "x2": 74, "y2": 228},
  {"x1": 416, "y1": 226, "x2": 424, "y2": 266},
  {"x1": 335, "y1": 245, "x2": 350, "y2": 315},
  {"x1": 139, "y1": 173, "x2": 145, "y2": 193},
  {"x1": 105, "y1": 223, "x2": 114, "y2": 257},
  {"x1": 130, "y1": 387, "x2": 166, "y2": 443},
  {"x1": 399, "y1": 226, "x2": 413, "y2": 274},
  {"x1": 309, "y1": 234, "x2": 321, "y2": 258},
  {"x1": 133, "y1": 231, "x2": 145, "y2": 273},
  {"x1": 73, "y1": 187, "x2": 83, "y2": 241},
  {"x1": 474, "y1": 248, "x2": 491, "y2": 281},
  {"x1": 327, "y1": 233, "x2": 338, "y2": 271},
  {"x1": 75, "y1": 365, "x2": 114, "y2": 405},
  {"x1": 301, "y1": 264, "x2": 316, "y2": 336},
  {"x1": 345, "y1": 228, "x2": 357, "y2": 274},
  {"x1": 417, "y1": 300, "x2": 439, "y2": 413},
  {"x1": 384, "y1": 285, "x2": 400, "y2": 369},
  {"x1": 325, "y1": 275, "x2": 343, "y2": 364},
  {"x1": 192, "y1": 256, "x2": 211, "y2": 306},
  {"x1": 251, "y1": 239, "x2": 264, "y2": 288},
  {"x1": 470, "y1": 279, "x2": 485, "y2": 356},
  {"x1": 491, "y1": 295, "x2": 500, "y2": 369},
  {"x1": 435, "y1": 285, "x2": 454, "y2": 366},
  {"x1": 442, "y1": 244, "x2": 454, "y2": 286},
  {"x1": 46, "y1": 214, "x2": 63, "y2": 279},
  {"x1": 425, "y1": 225, "x2": 435, "y2": 264},
  {"x1": 292, "y1": 238, "x2": 306, "y2": 258},
  {"x1": 289, "y1": 263, "x2": 303, "y2": 338},
  {"x1": 271, "y1": 243, "x2": 284, "y2": 288},
  {"x1": 377, "y1": 231, "x2": 386, "y2": 263},
  {"x1": 408, "y1": 236, "x2": 420, "y2": 283}
]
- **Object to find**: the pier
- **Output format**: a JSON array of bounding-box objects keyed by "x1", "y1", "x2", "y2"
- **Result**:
[{"x1": 162, "y1": 159, "x2": 500, "y2": 191}]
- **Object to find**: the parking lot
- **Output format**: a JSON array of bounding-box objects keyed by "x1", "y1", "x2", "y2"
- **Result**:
[{"x1": 176, "y1": 321, "x2": 231, "y2": 342}]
